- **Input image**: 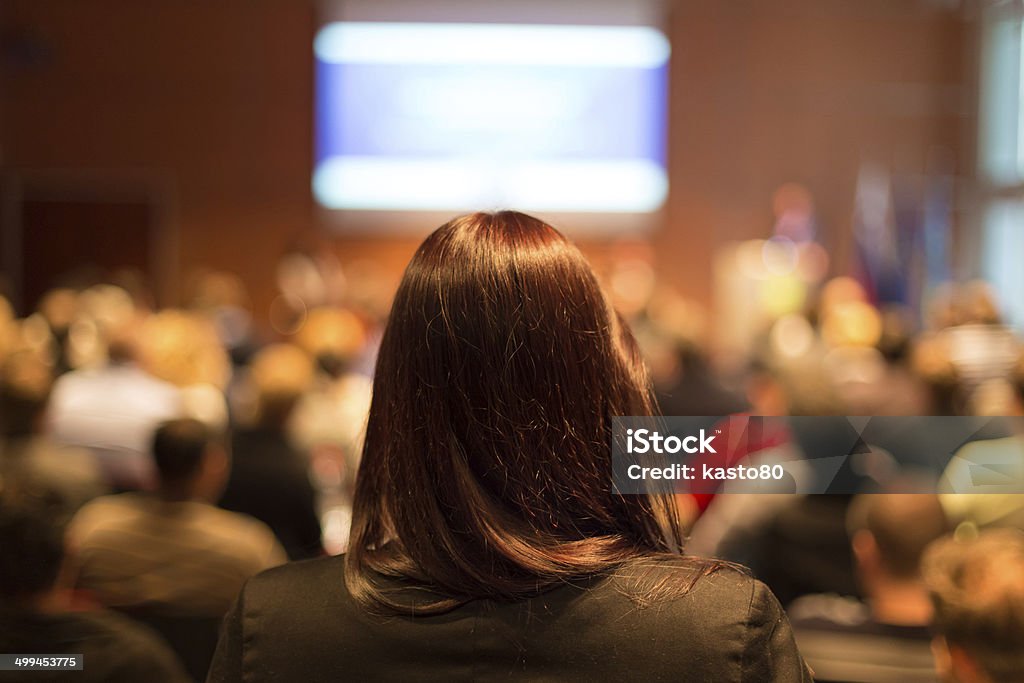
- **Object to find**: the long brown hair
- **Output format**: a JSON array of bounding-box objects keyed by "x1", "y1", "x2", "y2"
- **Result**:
[{"x1": 346, "y1": 211, "x2": 698, "y2": 614}]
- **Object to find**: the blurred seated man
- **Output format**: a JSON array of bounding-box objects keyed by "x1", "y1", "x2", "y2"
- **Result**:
[
  {"x1": 0, "y1": 499, "x2": 188, "y2": 683},
  {"x1": 1, "y1": 348, "x2": 105, "y2": 522},
  {"x1": 220, "y1": 344, "x2": 323, "y2": 560},
  {"x1": 923, "y1": 529, "x2": 1024, "y2": 683},
  {"x1": 789, "y1": 492, "x2": 951, "y2": 682},
  {"x1": 68, "y1": 419, "x2": 286, "y2": 617},
  {"x1": 688, "y1": 362, "x2": 861, "y2": 606},
  {"x1": 47, "y1": 323, "x2": 183, "y2": 490}
]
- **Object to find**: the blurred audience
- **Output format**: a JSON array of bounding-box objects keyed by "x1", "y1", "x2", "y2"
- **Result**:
[
  {"x1": 2, "y1": 213, "x2": 1024, "y2": 682},
  {"x1": 923, "y1": 530, "x2": 1024, "y2": 683},
  {"x1": 220, "y1": 344, "x2": 323, "y2": 560},
  {"x1": 0, "y1": 500, "x2": 189, "y2": 683},
  {"x1": 291, "y1": 306, "x2": 373, "y2": 486},
  {"x1": 938, "y1": 372, "x2": 1024, "y2": 531},
  {"x1": 0, "y1": 348, "x2": 105, "y2": 523},
  {"x1": 139, "y1": 310, "x2": 231, "y2": 430},
  {"x1": 208, "y1": 211, "x2": 814, "y2": 682},
  {"x1": 687, "y1": 361, "x2": 859, "y2": 606},
  {"x1": 789, "y1": 492, "x2": 951, "y2": 682},
  {"x1": 68, "y1": 419, "x2": 285, "y2": 617},
  {"x1": 186, "y1": 269, "x2": 257, "y2": 368},
  {"x1": 46, "y1": 317, "x2": 183, "y2": 491}
]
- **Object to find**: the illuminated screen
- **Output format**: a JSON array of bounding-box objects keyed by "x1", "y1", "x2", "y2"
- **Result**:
[{"x1": 313, "y1": 22, "x2": 669, "y2": 215}]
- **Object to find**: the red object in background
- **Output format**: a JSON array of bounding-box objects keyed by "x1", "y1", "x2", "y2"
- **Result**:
[{"x1": 688, "y1": 414, "x2": 794, "y2": 515}]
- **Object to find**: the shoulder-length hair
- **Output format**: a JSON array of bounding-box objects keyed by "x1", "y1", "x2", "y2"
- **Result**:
[{"x1": 346, "y1": 211, "x2": 698, "y2": 614}]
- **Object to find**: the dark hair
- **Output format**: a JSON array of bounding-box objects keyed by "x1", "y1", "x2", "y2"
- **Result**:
[
  {"x1": 923, "y1": 530, "x2": 1024, "y2": 682},
  {"x1": 152, "y1": 418, "x2": 216, "y2": 486},
  {"x1": 0, "y1": 499, "x2": 65, "y2": 600},
  {"x1": 847, "y1": 492, "x2": 950, "y2": 579},
  {"x1": 346, "y1": 211, "x2": 699, "y2": 615}
]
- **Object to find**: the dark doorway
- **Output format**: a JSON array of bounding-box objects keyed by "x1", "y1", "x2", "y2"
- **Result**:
[{"x1": 0, "y1": 175, "x2": 173, "y2": 315}]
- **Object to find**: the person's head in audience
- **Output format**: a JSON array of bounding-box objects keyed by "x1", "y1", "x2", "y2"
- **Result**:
[
  {"x1": 37, "y1": 288, "x2": 78, "y2": 337},
  {"x1": 923, "y1": 530, "x2": 1024, "y2": 683},
  {"x1": 105, "y1": 320, "x2": 142, "y2": 366},
  {"x1": 295, "y1": 307, "x2": 366, "y2": 379},
  {"x1": 0, "y1": 499, "x2": 66, "y2": 609},
  {"x1": 745, "y1": 356, "x2": 844, "y2": 417},
  {"x1": 0, "y1": 349, "x2": 53, "y2": 440},
  {"x1": 152, "y1": 418, "x2": 228, "y2": 503},
  {"x1": 247, "y1": 343, "x2": 314, "y2": 429},
  {"x1": 140, "y1": 309, "x2": 231, "y2": 389},
  {"x1": 347, "y1": 211, "x2": 689, "y2": 614},
  {"x1": 1, "y1": 499, "x2": 192, "y2": 681},
  {"x1": 846, "y1": 490, "x2": 950, "y2": 625}
]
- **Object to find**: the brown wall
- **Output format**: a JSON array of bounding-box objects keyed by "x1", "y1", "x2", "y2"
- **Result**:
[
  {"x1": 1, "y1": 0, "x2": 318, "y2": 321},
  {"x1": 663, "y1": 0, "x2": 971, "y2": 308},
  {"x1": 0, "y1": 0, "x2": 971, "y2": 329}
]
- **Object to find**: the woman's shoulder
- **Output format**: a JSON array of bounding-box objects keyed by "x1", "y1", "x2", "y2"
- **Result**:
[
  {"x1": 578, "y1": 555, "x2": 770, "y2": 624},
  {"x1": 242, "y1": 553, "x2": 762, "y2": 611},
  {"x1": 580, "y1": 557, "x2": 810, "y2": 680},
  {"x1": 224, "y1": 554, "x2": 810, "y2": 682},
  {"x1": 600, "y1": 554, "x2": 758, "y2": 598},
  {"x1": 245, "y1": 554, "x2": 347, "y2": 599},
  {"x1": 239, "y1": 553, "x2": 782, "y2": 642}
]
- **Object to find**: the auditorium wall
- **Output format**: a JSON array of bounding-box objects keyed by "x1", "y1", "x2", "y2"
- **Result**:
[{"x1": 0, "y1": 0, "x2": 972, "y2": 332}]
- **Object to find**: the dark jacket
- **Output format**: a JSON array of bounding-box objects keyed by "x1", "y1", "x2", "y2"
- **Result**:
[
  {"x1": 208, "y1": 555, "x2": 813, "y2": 682},
  {"x1": 219, "y1": 427, "x2": 322, "y2": 560}
]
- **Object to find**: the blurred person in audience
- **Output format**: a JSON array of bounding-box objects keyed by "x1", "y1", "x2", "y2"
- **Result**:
[
  {"x1": 829, "y1": 306, "x2": 932, "y2": 417},
  {"x1": 0, "y1": 499, "x2": 189, "y2": 683},
  {"x1": 187, "y1": 269, "x2": 257, "y2": 368},
  {"x1": 291, "y1": 306, "x2": 373, "y2": 488},
  {"x1": 650, "y1": 339, "x2": 749, "y2": 418},
  {"x1": 208, "y1": 211, "x2": 812, "y2": 682},
  {"x1": 46, "y1": 317, "x2": 183, "y2": 490},
  {"x1": 804, "y1": 280, "x2": 927, "y2": 416},
  {"x1": 923, "y1": 529, "x2": 1024, "y2": 683},
  {"x1": 719, "y1": 288, "x2": 946, "y2": 606},
  {"x1": 687, "y1": 358, "x2": 861, "y2": 607},
  {"x1": 35, "y1": 288, "x2": 80, "y2": 375},
  {"x1": 682, "y1": 355, "x2": 804, "y2": 523},
  {"x1": 0, "y1": 347, "x2": 105, "y2": 522},
  {"x1": 219, "y1": 344, "x2": 323, "y2": 560},
  {"x1": 71, "y1": 285, "x2": 141, "y2": 370},
  {"x1": 913, "y1": 281, "x2": 1023, "y2": 416},
  {"x1": 140, "y1": 309, "x2": 231, "y2": 430},
  {"x1": 939, "y1": 366, "x2": 1024, "y2": 532},
  {"x1": 276, "y1": 235, "x2": 348, "y2": 310},
  {"x1": 632, "y1": 286, "x2": 748, "y2": 417},
  {"x1": 656, "y1": 354, "x2": 785, "y2": 529},
  {"x1": 68, "y1": 419, "x2": 285, "y2": 618},
  {"x1": 752, "y1": 493, "x2": 862, "y2": 607},
  {"x1": 289, "y1": 307, "x2": 374, "y2": 552},
  {"x1": 790, "y1": 491, "x2": 951, "y2": 682}
]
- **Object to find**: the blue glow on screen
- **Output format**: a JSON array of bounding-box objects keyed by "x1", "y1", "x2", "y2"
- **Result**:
[{"x1": 314, "y1": 23, "x2": 669, "y2": 213}]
